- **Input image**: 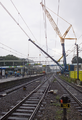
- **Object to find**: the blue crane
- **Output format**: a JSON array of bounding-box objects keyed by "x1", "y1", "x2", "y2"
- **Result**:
[{"x1": 29, "y1": 39, "x2": 65, "y2": 73}]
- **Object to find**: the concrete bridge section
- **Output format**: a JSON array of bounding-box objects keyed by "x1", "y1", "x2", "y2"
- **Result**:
[{"x1": 0, "y1": 60, "x2": 27, "y2": 66}]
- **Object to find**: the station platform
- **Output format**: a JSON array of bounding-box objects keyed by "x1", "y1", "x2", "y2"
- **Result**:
[
  {"x1": 0, "y1": 74, "x2": 42, "y2": 84},
  {"x1": 0, "y1": 76, "x2": 27, "y2": 84}
]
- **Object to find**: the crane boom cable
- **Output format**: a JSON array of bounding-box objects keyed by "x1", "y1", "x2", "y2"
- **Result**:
[
  {"x1": 40, "y1": 2, "x2": 62, "y2": 39},
  {"x1": 41, "y1": 2, "x2": 77, "y2": 72},
  {"x1": 41, "y1": 2, "x2": 77, "y2": 41},
  {"x1": 46, "y1": 6, "x2": 71, "y2": 25},
  {"x1": 72, "y1": 26, "x2": 77, "y2": 42},
  {"x1": 47, "y1": 7, "x2": 77, "y2": 40},
  {"x1": 47, "y1": 6, "x2": 77, "y2": 39}
]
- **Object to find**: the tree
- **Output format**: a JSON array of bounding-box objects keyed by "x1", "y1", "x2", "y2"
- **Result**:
[
  {"x1": 4, "y1": 55, "x2": 19, "y2": 60},
  {"x1": 0, "y1": 55, "x2": 33, "y2": 66}
]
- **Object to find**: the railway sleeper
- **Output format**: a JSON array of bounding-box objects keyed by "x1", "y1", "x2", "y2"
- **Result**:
[
  {"x1": 25, "y1": 100, "x2": 39, "y2": 104},
  {"x1": 78, "y1": 109, "x2": 82, "y2": 112},
  {"x1": 19, "y1": 106, "x2": 35, "y2": 109},
  {"x1": 12, "y1": 112, "x2": 31, "y2": 117},
  {"x1": 8, "y1": 116, "x2": 29, "y2": 120},
  {"x1": 75, "y1": 106, "x2": 82, "y2": 109},
  {"x1": 16, "y1": 109, "x2": 33, "y2": 113},
  {"x1": 22, "y1": 103, "x2": 37, "y2": 107},
  {"x1": 7, "y1": 112, "x2": 31, "y2": 120}
]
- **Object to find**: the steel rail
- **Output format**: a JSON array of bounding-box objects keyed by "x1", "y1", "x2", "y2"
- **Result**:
[
  {"x1": 0, "y1": 75, "x2": 51, "y2": 120},
  {"x1": 54, "y1": 76, "x2": 82, "y2": 108},
  {"x1": 0, "y1": 84, "x2": 41, "y2": 120},
  {"x1": 57, "y1": 76, "x2": 82, "y2": 93},
  {"x1": 5, "y1": 76, "x2": 43, "y2": 94},
  {"x1": 29, "y1": 81, "x2": 49, "y2": 120},
  {"x1": 0, "y1": 76, "x2": 44, "y2": 97}
]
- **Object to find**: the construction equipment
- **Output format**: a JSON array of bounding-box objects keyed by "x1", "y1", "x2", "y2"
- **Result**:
[
  {"x1": 57, "y1": 54, "x2": 68, "y2": 62},
  {"x1": 57, "y1": 56, "x2": 63, "y2": 62},
  {"x1": 28, "y1": 39, "x2": 65, "y2": 73},
  {"x1": 40, "y1": 2, "x2": 77, "y2": 72}
]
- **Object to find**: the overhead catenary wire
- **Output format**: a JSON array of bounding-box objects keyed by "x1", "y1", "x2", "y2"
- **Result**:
[
  {"x1": 0, "y1": 1, "x2": 76, "y2": 64},
  {"x1": 10, "y1": 0, "x2": 38, "y2": 42},
  {"x1": 0, "y1": 1, "x2": 44, "y2": 59},
  {"x1": 10, "y1": 0, "x2": 50, "y2": 60},
  {"x1": 0, "y1": 46, "x2": 26, "y2": 58},
  {"x1": 0, "y1": 2, "x2": 30, "y2": 39},
  {"x1": 0, "y1": 42, "x2": 27, "y2": 57}
]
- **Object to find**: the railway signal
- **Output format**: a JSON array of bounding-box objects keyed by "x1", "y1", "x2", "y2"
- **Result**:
[{"x1": 59, "y1": 95, "x2": 70, "y2": 120}]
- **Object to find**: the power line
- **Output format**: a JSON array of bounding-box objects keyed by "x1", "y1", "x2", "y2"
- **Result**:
[
  {"x1": 0, "y1": 1, "x2": 70, "y2": 62},
  {"x1": 10, "y1": 0, "x2": 38, "y2": 42},
  {"x1": 0, "y1": 2, "x2": 30, "y2": 39},
  {"x1": 10, "y1": 0, "x2": 48, "y2": 59},
  {"x1": 0, "y1": 46, "x2": 25, "y2": 58},
  {"x1": 0, "y1": 42, "x2": 27, "y2": 57}
]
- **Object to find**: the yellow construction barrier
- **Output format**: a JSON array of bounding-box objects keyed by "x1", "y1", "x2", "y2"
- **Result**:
[{"x1": 70, "y1": 71, "x2": 82, "y2": 81}]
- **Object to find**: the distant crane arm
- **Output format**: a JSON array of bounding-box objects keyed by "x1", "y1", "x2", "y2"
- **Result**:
[{"x1": 40, "y1": 2, "x2": 62, "y2": 39}]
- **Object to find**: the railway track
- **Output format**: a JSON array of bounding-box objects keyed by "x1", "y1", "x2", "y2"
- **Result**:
[
  {"x1": 0, "y1": 75, "x2": 44, "y2": 97},
  {"x1": 0, "y1": 74, "x2": 53, "y2": 120},
  {"x1": 55, "y1": 75, "x2": 82, "y2": 115}
]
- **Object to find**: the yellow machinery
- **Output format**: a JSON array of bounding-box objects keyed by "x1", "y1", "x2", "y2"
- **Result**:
[{"x1": 40, "y1": 2, "x2": 77, "y2": 72}]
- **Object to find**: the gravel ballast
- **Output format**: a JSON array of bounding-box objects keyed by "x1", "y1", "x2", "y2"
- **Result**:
[
  {"x1": 36, "y1": 79, "x2": 82, "y2": 120},
  {"x1": 0, "y1": 76, "x2": 82, "y2": 120}
]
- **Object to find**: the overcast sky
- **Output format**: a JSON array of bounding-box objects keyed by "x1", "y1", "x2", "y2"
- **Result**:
[{"x1": 0, "y1": 0, "x2": 82, "y2": 65}]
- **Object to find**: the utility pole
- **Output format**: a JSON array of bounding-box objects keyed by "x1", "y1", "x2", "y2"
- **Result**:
[{"x1": 75, "y1": 44, "x2": 79, "y2": 83}]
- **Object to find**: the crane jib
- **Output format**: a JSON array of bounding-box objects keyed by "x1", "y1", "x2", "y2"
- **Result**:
[{"x1": 28, "y1": 39, "x2": 64, "y2": 71}]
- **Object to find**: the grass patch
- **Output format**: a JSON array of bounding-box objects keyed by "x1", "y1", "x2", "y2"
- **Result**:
[
  {"x1": 59, "y1": 75, "x2": 76, "y2": 83},
  {"x1": 56, "y1": 95, "x2": 60, "y2": 100},
  {"x1": 53, "y1": 78, "x2": 57, "y2": 82},
  {"x1": 55, "y1": 110, "x2": 63, "y2": 120},
  {"x1": 50, "y1": 102, "x2": 60, "y2": 107}
]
